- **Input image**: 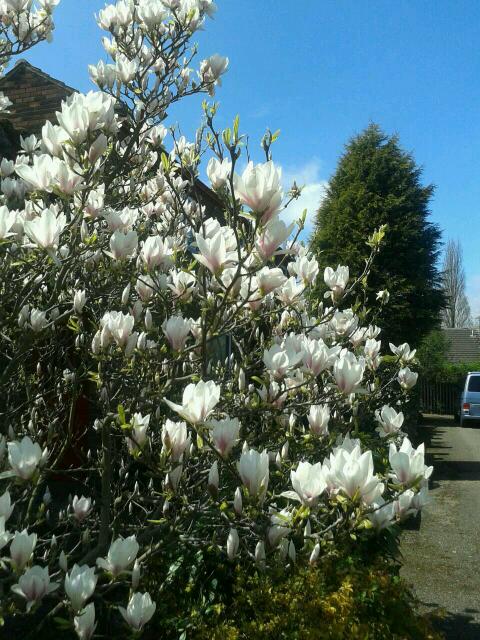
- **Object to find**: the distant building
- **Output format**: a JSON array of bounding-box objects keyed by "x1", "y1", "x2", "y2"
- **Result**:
[
  {"x1": 0, "y1": 59, "x2": 221, "y2": 215},
  {"x1": 0, "y1": 59, "x2": 75, "y2": 158},
  {"x1": 443, "y1": 328, "x2": 480, "y2": 363}
]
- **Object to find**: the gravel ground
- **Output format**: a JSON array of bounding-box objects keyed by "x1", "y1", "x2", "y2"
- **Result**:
[{"x1": 401, "y1": 416, "x2": 480, "y2": 639}]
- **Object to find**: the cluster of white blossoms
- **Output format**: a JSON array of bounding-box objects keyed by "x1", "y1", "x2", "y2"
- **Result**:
[{"x1": 0, "y1": 0, "x2": 431, "y2": 636}]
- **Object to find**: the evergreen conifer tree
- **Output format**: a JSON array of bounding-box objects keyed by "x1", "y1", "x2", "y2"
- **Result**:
[{"x1": 311, "y1": 124, "x2": 444, "y2": 346}]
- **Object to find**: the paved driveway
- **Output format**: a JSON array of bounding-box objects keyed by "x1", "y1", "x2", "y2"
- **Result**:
[{"x1": 400, "y1": 416, "x2": 480, "y2": 639}]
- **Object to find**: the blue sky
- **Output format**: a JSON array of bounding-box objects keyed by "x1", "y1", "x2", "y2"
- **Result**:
[{"x1": 20, "y1": 0, "x2": 480, "y2": 317}]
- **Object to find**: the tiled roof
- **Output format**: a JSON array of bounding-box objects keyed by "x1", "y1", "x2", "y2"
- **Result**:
[{"x1": 443, "y1": 328, "x2": 480, "y2": 363}]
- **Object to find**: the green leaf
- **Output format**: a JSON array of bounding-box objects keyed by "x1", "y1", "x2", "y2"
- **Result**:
[{"x1": 117, "y1": 404, "x2": 126, "y2": 425}]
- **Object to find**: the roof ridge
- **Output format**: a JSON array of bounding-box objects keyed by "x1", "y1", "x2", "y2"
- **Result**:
[{"x1": 0, "y1": 59, "x2": 77, "y2": 94}]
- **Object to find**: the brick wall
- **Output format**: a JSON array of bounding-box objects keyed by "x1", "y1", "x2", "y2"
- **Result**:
[{"x1": 0, "y1": 61, "x2": 74, "y2": 135}]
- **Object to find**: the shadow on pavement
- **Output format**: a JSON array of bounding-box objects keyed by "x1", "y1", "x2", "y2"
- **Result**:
[
  {"x1": 427, "y1": 606, "x2": 480, "y2": 640},
  {"x1": 416, "y1": 419, "x2": 480, "y2": 484}
]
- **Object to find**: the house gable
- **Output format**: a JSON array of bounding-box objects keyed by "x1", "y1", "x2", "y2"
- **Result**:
[{"x1": 0, "y1": 60, "x2": 74, "y2": 136}]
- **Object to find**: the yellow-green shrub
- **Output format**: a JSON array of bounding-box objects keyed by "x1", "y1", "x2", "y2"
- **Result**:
[{"x1": 189, "y1": 558, "x2": 442, "y2": 640}]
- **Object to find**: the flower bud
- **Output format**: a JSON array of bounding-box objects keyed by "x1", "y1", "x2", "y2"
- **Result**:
[
  {"x1": 121, "y1": 283, "x2": 131, "y2": 306},
  {"x1": 233, "y1": 487, "x2": 243, "y2": 516},
  {"x1": 227, "y1": 528, "x2": 239, "y2": 561},
  {"x1": 255, "y1": 541, "x2": 266, "y2": 568},
  {"x1": 145, "y1": 308, "x2": 153, "y2": 330},
  {"x1": 208, "y1": 461, "x2": 219, "y2": 496},
  {"x1": 309, "y1": 543, "x2": 320, "y2": 565},
  {"x1": 132, "y1": 560, "x2": 141, "y2": 590}
]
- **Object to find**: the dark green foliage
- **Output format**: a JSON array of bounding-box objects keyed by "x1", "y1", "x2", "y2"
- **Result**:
[
  {"x1": 311, "y1": 124, "x2": 444, "y2": 346},
  {"x1": 416, "y1": 330, "x2": 451, "y2": 379}
]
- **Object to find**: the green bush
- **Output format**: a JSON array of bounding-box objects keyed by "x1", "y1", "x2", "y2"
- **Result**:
[
  {"x1": 190, "y1": 557, "x2": 442, "y2": 640},
  {"x1": 141, "y1": 548, "x2": 441, "y2": 640}
]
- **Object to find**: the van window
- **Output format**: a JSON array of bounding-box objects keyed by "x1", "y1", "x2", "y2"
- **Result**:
[{"x1": 467, "y1": 375, "x2": 480, "y2": 392}]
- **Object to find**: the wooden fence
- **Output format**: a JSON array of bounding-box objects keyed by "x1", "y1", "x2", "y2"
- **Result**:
[{"x1": 419, "y1": 380, "x2": 461, "y2": 416}]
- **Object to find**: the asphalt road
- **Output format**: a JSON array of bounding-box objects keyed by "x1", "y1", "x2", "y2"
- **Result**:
[{"x1": 400, "y1": 416, "x2": 480, "y2": 639}]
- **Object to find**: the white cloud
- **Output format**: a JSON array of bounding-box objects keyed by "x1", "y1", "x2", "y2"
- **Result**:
[{"x1": 279, "y1": 159, "x2": 328, "y2": 238}]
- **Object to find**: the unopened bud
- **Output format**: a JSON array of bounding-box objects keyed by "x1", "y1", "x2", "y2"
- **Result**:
[
  {"x1": 121, "y1": 283, "x2": 131, "y2": 306},
  {"x1": 132, "y1": 560, "x2": 141, "y2": 589},
  {"x1": 233, "y1": 487, "x2": 243, "y2": 516},
  {"x1": 255, "y1": 541, "x2": 266, "y2": 568},
  {"x1": 208, "y1": 461, "x2": 219, "y2": 496}
]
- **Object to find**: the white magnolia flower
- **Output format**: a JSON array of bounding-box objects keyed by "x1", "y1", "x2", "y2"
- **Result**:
[
  {"x1": 208, "y1": 417, "x2": 240, "y2": 457},
  {"x1": 109, "y1": 229, "x2": 138, "y2": 260},
  {"x1": 72, "y1": 496, "x2": 93, "y2": 522},
  {"x1": 389, "y1": 437, "x2": 433, "y2": 485},
  {"x1": 367, "y1": 498, "x2": 395, "y2": 531},
  {"x1": 135, "y1": 274, "x2": 156, "y2": 302},
  {"x1": 73, "y1": 290, "x2": 87, "y2": 315},
  {"x1": 65, "y1": 564, "x2": 98, "y2": 612},
  {"x1": 256, "y1": 266, "x2": 287, "y2": 295},
  {"x1": 394, "y1": 489, "x2": 416, "y2": 520},
  {"x1": 206, "y1": 157, "x2": 231, "y2": 190},
  {"x1": 263, "y1": 343, "x2": 303, "y2": 379},
  {"x1": 376, "y1": 289, "x2": 390, "y2": 304},
  {"x1": 96, "y1": 536, "x2": 139, "y2": 577},
  {"x1": 238, "y1": 448, "x2": 269, "y2": 498},
  {"x1": 127, "y1": 413, "x2": 150, "y2": 454},
  {"x1": 390, "y1": 342, "x2": 416, "y2": 363},
  {"x1": 165, "y1": 380, "x2": 220, "y2": 424},
  {"x1": 0, "y1": 205, "x2": 16, "y2": 239},
  {"x1": 324, "y1": 446, "x2": 384, "y2": 505},
  {"x1": 161, "y1": 419, "x2": 189, "y2": 461},
  {"x1": 41, "y1": 121, "x2": 69, "y2": 157},
  {"x1": 275, "y1": 276, "x2": 305, "y2": 306},
  {"x1": 167, "y1": 269, "x2": 196, "y2": 301},
  {"x1": 74, "y1": 603, "x2": 96, "y2": 640},
  {"x1": 8, "y1": 436, "x2": 45, "y2": 480},
  {"x1": 200, "y1": 54, "x2": 229, "y2": 95},
  {"x1": 234, "y1": 161, "x2": 283, "y2": 223},
  {"x1": 375, "y1": 405, "x2": 404, "y2": 438},
  {"x1": 0, "y1": 490, "x2": 14, "y2": 522},
  {"x1": 301, "y1": 338, "x2": 339, "y2": 376},
  {"x1": 0, "y1": 516, "x2": 13, "y2": 551},
  {"x1": 267, "y1": 508, "x2": 292, "y2": 547},
  {"x1": 10, "y1": 529, "x2": 37, "y2": 570},
  {"x1": 330, "y1": 309, "x2": 358, "y2": 337},
  {"x1": 397, "y1": 367, "x2": 418, "y2": 390},
  {"x1": 11, "y1": 565, "x2": 58, "y2": 611},
  {"x1": 30, "y1": 308, "x2": 48, "y2": 332},
  {"x1": 284, "y1": 461, "x2": 326, "y2": 506},
  {"x1": 411, "y1": 485, "x2": 430, "y2": 513},
  {"x1": 140, "y1": 235, "x2": 173, "y2": 270},
  {"x1": 24, "y1": 208, "x2": 67, "y2": 251},
  {"x1": 308, "y1": 404, "x2": 330, "y2": 437},
  {"x1": 324, "y1": 265, "x2": 349, "y2": 298},
  {"x1": 119, "y1": 591, "x2": 156, "y2": 631},
  {"x1": 162, "y1": 315, "x2": 192, "y2": 350},
  {"x1": 288, "y1": 255, "x2": 319, "y2": 285},
  {"x1": 100, "y1": 311, "x2": 135, "y2": 349},
  {"x1": 16, "y1": 155, "x2": 60, "y2": 191},
  {"x1": 333, "y1": 351, "x2": 365, "y2": 394},
  {"x1": 255, "y1": 217, "x2": 293, "y2": 260},
  {"x1": 194, "y1": 229, "x2": 236, "y2": 273}
]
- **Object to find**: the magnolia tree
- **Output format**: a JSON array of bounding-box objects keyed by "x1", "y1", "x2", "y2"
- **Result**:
[{"x1": 0, "y1": 1, "x2": 431, "y2": 637}]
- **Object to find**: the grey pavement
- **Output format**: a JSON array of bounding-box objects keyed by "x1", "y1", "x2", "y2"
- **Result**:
[{"x1": 401, "y1": 416, "x2": 480, "y2": 639}]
